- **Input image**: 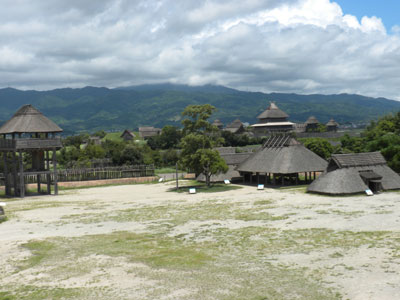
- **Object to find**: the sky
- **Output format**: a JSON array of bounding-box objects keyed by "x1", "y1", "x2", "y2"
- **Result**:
[{"x1": 1, "y1": 0, "x2": 400, "y2": 100}]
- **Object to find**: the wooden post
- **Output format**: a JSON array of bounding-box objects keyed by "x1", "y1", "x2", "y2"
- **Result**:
[
  {"x1": 19, "y1": 151, "x2": 24, "y2": 198},
  {"x1": 46, "y1": 151, "x2": 51, "y2": 194},
  {"x1": 257, "y1": 172, "x2": 259, "y2": 185},
  {"x1": 3, "y1": 152, "x2": 9, "y2": 196},
  {"x1": 282, "y1": 175, "x2": 284, "y2": 186},
  {"x1": 175, "y1": 162, "x2": 178, "y2": 191},
  {"x1": 250, "y1": 173, "x2": 253, "y2": 184},
  {"x1": 272, "y1": 173, "x2": 276, "y2": 185},
  {"x1": 296, "y1": 173, "x2": 299, "y2": 185},
  {"x1": 12, "y1": 151, "x2": 18, "y2": 197},
  {"x1": 37, "y1": 174, "x2": 41, "y2": 193},
  {"x1": 53, "y1": 149, "x2": 58, "y2": 195}
]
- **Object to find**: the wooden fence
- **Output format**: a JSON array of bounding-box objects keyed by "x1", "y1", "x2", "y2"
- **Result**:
[{"x1": 1, "y1": 165, "x2": 155, "y2": 185}]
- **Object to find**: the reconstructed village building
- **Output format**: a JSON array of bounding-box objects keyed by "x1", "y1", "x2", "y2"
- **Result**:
[
  {"x1": 121, "y1": 129, "x2": 135, "y2": 141},
  {"x1": 197, "y1": 147, "x2": 252, "y2": 183},
  {"x1": 252, "y1": 102, "x2": 294, "y2": 136},
  {"x1": 139, "y1": 126, "x2": 161, "y2": 139},
  {"x1": 307, "y1": 152, "x2": 400, "y2": 195},
  {"x1": 237, "y1": 134, "x2": 327, "y2": 185},
  {"x1": 212, "y1": 119, "x2": 224, "y2": 130},
  {"x1": 224, "y1": 119, "x2": 245, "y2": 134},
  {"x1": 326, "y1": 118, "x2": 339, "y2": 132},
  {"x1": 305, "y1": 116, "x2": 320, "y2": 132},
  {"x1": 0, "y1": 105, "x2": 63, "y2": 197}
]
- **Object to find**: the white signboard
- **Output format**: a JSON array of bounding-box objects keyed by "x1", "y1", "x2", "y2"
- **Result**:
[
  {"x1": 189, "y1": 188, "x2": 196, "y2": 194},
  {"x1": 365, "y1": 189, "x2": 373, "y2": 196},
  {"x1": 224, "y1": 179, "x2": 230, "y2": 184},
  {"x1": 257, "y1": 184, "x2": 264, "y2": 190}
]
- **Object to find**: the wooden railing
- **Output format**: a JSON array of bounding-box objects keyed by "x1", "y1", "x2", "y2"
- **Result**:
[
  {"x1": 0, "y1": 138, "x2": 62, "y2": 150},
  {"x1": 0, "y1": 165, "x2": 155, "y2": 184}
]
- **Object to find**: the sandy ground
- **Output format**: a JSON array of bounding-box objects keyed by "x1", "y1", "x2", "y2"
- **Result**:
[{"x1": 1, "y1": 182, "x2": 400, "y2": 299}]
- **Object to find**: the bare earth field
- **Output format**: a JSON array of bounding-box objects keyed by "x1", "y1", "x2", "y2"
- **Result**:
[{"x1": 0, "y1": 182, "x2": 400, "y2": 300}]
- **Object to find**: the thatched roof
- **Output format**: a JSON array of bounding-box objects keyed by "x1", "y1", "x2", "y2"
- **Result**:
[
  {"x1": 307, "y1": 165, "x2": 400, "y2": 195},
  {"x1": 326, "y1": 118, "x2": 339, "y2": 127},
  {"x1": 139, "y1": 126, "x2": 161, "y2": 138},
  {"x1": 212, "y1": 119, "x2": 223, "y2": 127},
  {"x1": 237, "y1": 136, "x2": 327, "y2": 174},
  {"x1": 226, "y1": 119, "x2": 243, "y2": 129},
  {"x1": 0, "y1": 104, "x2": 63, "y2": 134},
  {"x1": 225, "y1": 119, "x2": 244, "y2": 133},
  {"x1": 121, "y1": 129, "x2": 135, "y2": 139},
  {"x1": 305, "y1": 116, "x2": 319, "y2": 125},
  {"x1": 331, "y1": 152, "x2": 386, "y2": 168},
  {"x1": 197, "y1": 152, "x2": 251, "y2": 182},
  {"x1": 197, "y1": 165, "x2": 242, "y2": 183},
  {"x1": 307, "y1": 152, "x2": 400, "y2": 194},
  {"x1": 257, "y1": 102, "x2": 289, "y2": 120}
]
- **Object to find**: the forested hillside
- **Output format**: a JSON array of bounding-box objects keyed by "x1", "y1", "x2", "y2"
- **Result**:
[{"x1": 0, "y1": 84, "x2": 399, "y2": 134}]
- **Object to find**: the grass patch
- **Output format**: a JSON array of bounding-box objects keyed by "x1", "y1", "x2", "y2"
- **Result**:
[
  {"x1": 1, "y1": 286, "x2": 93, "y2": 300},
  {"x1": 21, "y1": 232, "x2": 211, "y2": 271},
  {"x1": 155, "y1": 167, "x2": 184, "y2": 174},
  {"x1": 102, "y1": 131, "x2": 123, "y2": 142},
  {"x1": 20, "y1": 240, "x2": 55, "y2": 270},
  {"x1": 15, "y1": 230, "x2": 344, "y2": 299}
]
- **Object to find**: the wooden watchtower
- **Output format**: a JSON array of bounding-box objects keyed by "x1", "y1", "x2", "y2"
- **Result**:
[{"x1": 0, "y1": 105, "x2": 63, "y2": 197}]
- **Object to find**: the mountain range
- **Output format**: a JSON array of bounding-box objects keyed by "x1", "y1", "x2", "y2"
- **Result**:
[{"x1": 0, "y1": 84, "x2": 399, "y2": 134}]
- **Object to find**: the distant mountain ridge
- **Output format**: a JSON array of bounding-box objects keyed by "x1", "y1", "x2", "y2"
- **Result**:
[{"x1": 0, "y1": 84, "x2": 399, "y2": 134}]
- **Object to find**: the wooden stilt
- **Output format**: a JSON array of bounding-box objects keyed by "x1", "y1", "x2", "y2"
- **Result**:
[
  {"x1": 46, "y1": 151, "x2": 51, "y2": 194},
  {"x1": 12, "y1": 151, "x2": 18, "y2": 197},
  {"x1": 53, "y1": 149, "x2": 58, "y2": 195},
  {"x1": 250, "y1": 173, "x2": 253, "y2": 184},
  {"x1": 19, "y1": 151, "x2": 25, "y2": 198},
  {"x1": 257, "y1": 172, "x2": 259, "y2": 185},
  {"x1": 282, "y1": 175, "x2": 284, "y2": 186},
  {"x1": 3, "y1": 152, "x2": 9, "y2": 196},
  {"x1": 37, "y1": 174, "x2": 41, "y2": 193},
  {"x1": 272, "y1": 174, "x2": 276, "y2": 185}
]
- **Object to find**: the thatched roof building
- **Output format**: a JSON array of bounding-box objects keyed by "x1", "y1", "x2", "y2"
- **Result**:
[
  {"x1": 305, "y1": 116, "x2": 320, "y2": 132},
  {"x1": 252, "y1": 102, "x2": 294, "y2": 136},
  {"x1": 0, "y1": 104, "x2": 62, "y2": 134},
  {"x1": 139, "y1": 126, "x2": 161, "y2": 139},
  {"x1": 0, "y1": 104, "x2": 63, "y2": 198},
  {"x1": 307, "y1": 152, "x2": 400, "y2": 195},
  {"x1": 121, "y1": 129, "x2": 135, "y2": 141},
  {"x1": 237, "y1": 135, "x2": 327, "y2": 185},
  {"x1": 225, "y1": 119, "x2": 245, "y2": 134},
  {"x1": 212, "y1": 119, "x2": 224, "y2": 130},
  {"x1": 305, "y1": 116, "x2": 319, "y2": 125},
  {"x1": 326, "y1": 118, "x2": 339, "y2": 132},
  {"x1": 197, "y1": 151, "x2": 252, "y2": 183}
]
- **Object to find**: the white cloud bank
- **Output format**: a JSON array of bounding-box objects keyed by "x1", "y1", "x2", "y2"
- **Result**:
[{"x1": 0, "y1": 0, "x2": 400, "y2": 99}]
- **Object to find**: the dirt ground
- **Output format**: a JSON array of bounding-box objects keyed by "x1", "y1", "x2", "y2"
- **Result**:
[{"x1": 0, "y1": 182, "x2": 399, "y2": 299}]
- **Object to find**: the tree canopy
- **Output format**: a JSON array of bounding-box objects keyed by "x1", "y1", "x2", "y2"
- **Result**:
[{"x1": 179, "y1": 105, "x2": 228, "y2": 186}]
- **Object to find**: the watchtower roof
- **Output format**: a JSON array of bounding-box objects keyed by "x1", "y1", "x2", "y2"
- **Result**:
[
  {"x1": 0, "y1": 104, "x2": 63, "y2": 134},
  {"x1": 257, "y1": 102, "x2": 289, "y2": 120}
]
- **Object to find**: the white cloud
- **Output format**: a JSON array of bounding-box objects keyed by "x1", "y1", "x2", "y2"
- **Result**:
[{"x1": 0, "y1": 0, "x2": 400, "y2": 100}]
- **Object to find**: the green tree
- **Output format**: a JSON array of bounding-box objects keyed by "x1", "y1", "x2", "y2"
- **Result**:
[
  {"x1": 147, "y1": 125, "x2": 182, "y2": 150},
  {"x1": 302, "y1": 138, "x2": 333, "y2": 160},
  {"x1": 179, "y1": 105, "x2": 228, "y2": 187}
]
